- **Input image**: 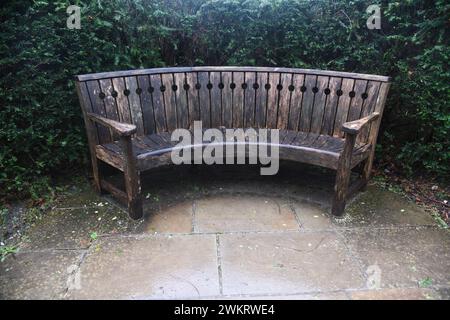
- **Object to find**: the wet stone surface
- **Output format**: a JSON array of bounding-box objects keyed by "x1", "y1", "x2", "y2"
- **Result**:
[{"x1": 1, "y1": 163, "x2": 449, "y2": 299}]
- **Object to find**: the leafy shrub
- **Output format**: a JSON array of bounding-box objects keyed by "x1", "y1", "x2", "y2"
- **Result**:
[{"x1": 0, "y1": 0, "x2": 448, "y2": 198}]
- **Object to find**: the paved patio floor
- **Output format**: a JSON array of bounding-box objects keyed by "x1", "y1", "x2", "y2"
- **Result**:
[{"x1": 1, "y1": 163, "x2": 449, "y2": 299}]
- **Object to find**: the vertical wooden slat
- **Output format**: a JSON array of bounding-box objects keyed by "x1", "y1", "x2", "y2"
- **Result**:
[
  {"x1": 232, "y1": 72, "x2": 245, "y2": 128},
  {"x1": 125, "y1": 77, "x2": 145, "y2": 136},
  {"x1": 197, "y1": 71, "x2": 211, "y2": 128},
  {"x1": 333, "y1": 78, "x2": 355, "y2": 137},
  {"x1": 346, "y1": 79, "x2": 368, "y2": 123},
  {"x1": 86, "y1": 80, "x2": 110, "y2": 143},
  {"x1": 310, "y1": 76, "x2": 329, "y2": 134},
  {"x1": 288, "y1": 73, "x2": 305, "y2": 131},
  {"x1": 255, "y1": 72, "x2": 268, "y2": 128},
  {"x1": 277, "y1": 73, "x2": 293, "y2": 130},
  {"x1": 161, "y1": 73, "x2": 177, "y2": 131},
  {"x1": 173, "y1": 72, "x2": 189, "y2": 129},
  {"x1": 98, "y1": 79, "x2": 119, "y2": 120},
  {"x1": 209, "y1": 72, "x2": 222, "y2": 128},
  {"x1": 186, "y1": 72, "x2": 200, "y2": 127},
  {"x1": 137, "y1": 75, "x2": 156, "y2": 135},
  {"x1": 148, "y1": 74, "x2": 167, "y2": 132},
  {"x1": 244, "y1": 72, "x2": 256, "y2": 128},
  {"x1": 363, "y1": 82, "x2": 390, "y2": 181},
  {"x1": 299, "y1": 75, "x2": 316, "y2": 132},
  {"x1": 221, "y1": 72, "x2": 233, "y2": 128},
  {"x1": 99, "y1": 79, "x2": 120, "y2": 140},
  {"x1": 368, "y1": 82, "x2": 390, "y2": 142},
  {"x1": 266, "y1": 72, "x2": 280, "y2": 129},
  {"x1": 359, "y1": 81, "x2": 381, "y2": 142},
  {"x1": 77, "y1": 82, "x2": 98, "y2": 144},
  {"x1": 321, "y1": 77, "x2": 342, "y2": 136},
  {"x1": 111, "y1": 78, "x2": 132, "y2": 124}
]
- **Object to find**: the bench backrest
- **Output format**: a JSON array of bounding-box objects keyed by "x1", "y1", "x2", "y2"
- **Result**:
[{"x1": 75, "y1": 67, "x2": 390, "y2": 146}]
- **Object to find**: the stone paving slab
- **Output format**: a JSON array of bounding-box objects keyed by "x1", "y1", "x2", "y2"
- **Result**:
[
  {"x1": 67, "y1": 234, "x2": 220, "y2": 299},
  {"x1": 0, "y1": 250, "x2": 83, "y2": 299},
  {"x1": 2, "y1": 163, "x2": 448, "y2": 300},
  {"x1": 18, "y1": 206, "x2": 135, "y2": 251},
  {"x1": 144, "y1": 200, "x2": 194, "y2": 234},
  {"x1": 348, "y1": 288, "x2": 442, "y2": 300},
  {"x1": 291, "y1": 201, "x2": 333, "y2": 230},
  {"x1": 195, "y1": 196, "x2": 299, "y2": 233},
  {"x1": 219, "y1": 231, "x2": 366, "y2": 296},
  {"x1": 341, "y1": 227, "x2": 450, "y2": 289},
  {"x1": 338, "y1": 186, "x2": 437, "y2": 228}
]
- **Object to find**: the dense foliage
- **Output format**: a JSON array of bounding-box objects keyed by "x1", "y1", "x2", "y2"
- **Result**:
[{"x1": 1, "y1": 0, "x2": 449, "y2": 198}]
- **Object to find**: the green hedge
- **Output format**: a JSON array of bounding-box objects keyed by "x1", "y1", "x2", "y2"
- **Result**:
[{"x1": 1, "y1": 0, "x2": 449, "y2": 198}]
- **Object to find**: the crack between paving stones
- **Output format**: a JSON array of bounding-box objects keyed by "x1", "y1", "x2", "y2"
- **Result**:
[
  {"x1": 169, "y1": 274, "x2": 200, "y2": 298},
  {"x1": 62, "y1": 249, "x2": 89, "y2": 298},
  {"x1": 192, "y1": 200, "x2": 197, "y2": 233},
  {"x1": 289, "y1": 202, "x2": 304, "y2": 230},
  {"x1": 216, "y1": 234, "x2": 224, "y2": 296},
  {"x1": 334, "y1": 229, "x2": 369, "y2": 287}
]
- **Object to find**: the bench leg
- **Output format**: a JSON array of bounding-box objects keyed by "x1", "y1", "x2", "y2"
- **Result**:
[
  {"x1": 124, "y1": 169, "x2": 143, "y2": 220},
  {"x1": 331, "y1": 133, "x2": 356, "y2": 216},
  {"x1": 90, "y1": 154, "x2": 102, "y2": 194},
  {"x1": 332, "y1": 165, "x2": 352, "y2": 216},
  {"x1": 121, "y1": 136, "x2": 143, "y2": 220}
]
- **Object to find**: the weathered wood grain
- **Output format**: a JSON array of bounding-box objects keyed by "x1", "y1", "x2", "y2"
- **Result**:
[
  {"x1": 244, "y1": 72, "x2": 256, "y2": 127},
  {"x1": 255, "y1": 72, "x2": 268, "y2": 128},
  {"x1": 161, "y1": 73, "x2": 178, "y2": 131},
  {"x1": 136, "y1": 75, "x2": 156, "y2": 135},
  {"x1": 276, "y1": 73, "x2": 292, "y2": 130},
  {"x1": 266, "y1": 72, "x2": 280, "y2": 129},
  {"x1": 148, "y1": 74, "x2": 167, "y2": 132},
  {"x1": 124, "y1": 76, "x2": 145, "y2": 136},
  {"x1": 288, "y1": 73, "x2": 305, "y2": 131}
]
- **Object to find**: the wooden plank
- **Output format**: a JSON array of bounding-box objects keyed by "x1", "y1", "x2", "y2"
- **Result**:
[
  {"x1": 288, "y1": 73, "x2": 305, "y2": 131},
  {"x1": 197, "y1": 71, "x2": 211, "y2": 128},
  {"x1": 209, "y1": 71, "x2": 222, "y2": 128},
  {"x1": 161, "y1": 73, "x2": 177, "y2": 131},
  {"x1": 111, "y1": 77, "x2": 132, "y2": 125},
  {"x1": 100, "y1": 180, "x2": 127, "y2": 204},
  {"x1": 77, "y1": 81, "x2": 98, "y2": 147},
  {"x1": 136, "y1": 75, "x2": 156, "y2": 135},
  {"x1": 186, "y1": 72, "x2": 200, "y2": 127},
  {"x1": 221, "y1": 71, "x2": 233, "y2": 128},
  {"x1": 346, "y1": 79, "x2": 368, "y2": 123},
  {"x1": 359, "y1": 81, "x2": 381, "y2": 143},
  {"x1": 243, "y1": 72, "x2": 256, "y2": 127},
  {"x1": 276, "y1": 73, "x2": 292, "y2": 130},
  {"x1": 173, "y1": 72, "x2": 189, "y2": 129},
  {"x1": 86, "y1": 80, "x2": 110, "y2": 143},
  {"x1": 255, "y1": 72, "x2": 268, "y2": 128},
  {"x1": 362, "y1": 82, "x2": 391, "y2": 181},
  {"x1": 320, "y1": 77, "x2": 342, "y2": 136},
  {"x1": 98, "y1": 79, "x2": 119, "y2": 122},
  {"x1": 333, "y1": 78, "x2": 355, "y2": 137},
  {"x1": 310, "y1": 76, "x2": 329, "y2": 134},
  {"x1": 77, "y1": 66, "x2": 391, "y2": 83},
  {"x1": 232, "y1": 72, "x2": 245, "y2": 128},
  {"x1": 265, "y1": 72, "x2": 279, "y2": 129},
  {"x1": 148, "y1": 74, "x2": 167, "y2": 132},
  {"x1": 124, "y1": 77, "x2": 145, "y2": 136},
  {"x1": 299, "y1": 74, "x2": 317, "y2": 132}
]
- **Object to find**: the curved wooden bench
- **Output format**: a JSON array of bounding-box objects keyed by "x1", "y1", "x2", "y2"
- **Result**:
[{"x1": 75, "y1": 67, "x2": 390, "y2": 219}]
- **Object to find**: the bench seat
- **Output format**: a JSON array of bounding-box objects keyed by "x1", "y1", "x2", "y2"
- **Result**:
[{"x1": 95, "y1": 129, "x2": 372, "y2": 172}]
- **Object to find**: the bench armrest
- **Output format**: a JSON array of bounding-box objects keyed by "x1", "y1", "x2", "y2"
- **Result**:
[
  {"x1": 87, "y1": 113, "x2": 136, "y2": 137},
  {"x1": 342, "y1": 112, "x2": 380, "y2": 135}
]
